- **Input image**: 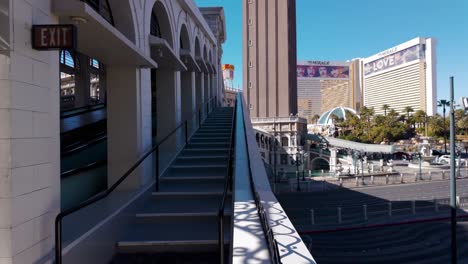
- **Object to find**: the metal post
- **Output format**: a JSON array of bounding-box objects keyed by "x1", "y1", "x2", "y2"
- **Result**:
[
  {"x1": 310, "y1": 209, "x2": 315, "y2": 225},
  {"x1": 449, "y1": 76, "x2": 457, "y2": 264},
  {"x1": 296, "y1": 171, "x2": 301, "y2": 192},
  {"x1": 386, "y1": 175, "x2": 389, "y2": 184},
  {"x1": 155, "y1": 146, "x2": 160, "y2": 192},
  {"x1": 388, "y1": 202, "x2": 392, "y2": 217},
  {"x1": 363, "y1": 204, "x2": 368, "y2": 221},
  {"x1": 434, "y1": 198, "x2": 439, "y2": 212},
  {"x1": 337, "y1": 207, "x2": 342, "y2": 223},
  {"x1": 184, "y1": 120, "x2": 188, "y2": 146},
  {"x1": 198, "y1": 109, "x2": 201, "y2": 128},
  {"x1": 419, "y1": 154, "x2": 423, "y2": 180},
  {"x1": 55, "y1": 220, "x2": 62, "y2": 264}
]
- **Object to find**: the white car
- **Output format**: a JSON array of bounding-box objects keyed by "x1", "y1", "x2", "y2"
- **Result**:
[{"x1": 438, "y1": 155, "x2": 467, "y2": 166}]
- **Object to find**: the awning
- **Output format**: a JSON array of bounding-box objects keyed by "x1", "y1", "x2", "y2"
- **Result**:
[
  {"x1": 180, "y1": 49, "x2": 201, "y2": 72},
  {"x1": 206, "y1": 63, "x2": 214, "y2": 74},
  {"x1": 209, "y1": 63, "x2": 218, "y2": 74},
  {"x1": 195, "y1": 56, "x2": 210, "y2": 74},
  {"x1": 149, "y1": 35, "x2": 186, "y2": 71},
  {"x1": 53, "y1": 0, "x2": 157, "y2": 68}
]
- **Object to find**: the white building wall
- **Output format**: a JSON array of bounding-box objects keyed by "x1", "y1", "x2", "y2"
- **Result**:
[
  {"x1": 0, "y1": 0, "x2": 224, "y2": 263},
  {"x1": 0, "y1": 0, "x2": 60, "y2": 263},
  {"x1": 362, "y1": 37, "x2": 437, "y2": 116},
  {"x1": 425, "y1": 38, "x2": 437, "y2": 116}
]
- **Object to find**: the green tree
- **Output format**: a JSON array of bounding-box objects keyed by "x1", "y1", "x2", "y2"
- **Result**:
[{"x1": 381, "y1": 104, "x2": 390, "y2": 116}]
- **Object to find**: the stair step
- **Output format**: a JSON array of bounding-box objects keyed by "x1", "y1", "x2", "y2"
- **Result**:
[
  {"x1": 151, "y1": 191, "x2": 225, "y2": 196},
  {"x1": 176, "y1": 155, "x2": 229, "y2": 160},
  {"x1": 117, "y1": 239, "x2": 230, "y2": 253},
  {"x1": 158, "y1": 177, "x2": 225, "y2": 192},
  {"x1": 161, "y1": 176, "x2": 225, "y2": 181},
  {"x1": 171, "y1": 164, "x2": 226, "y2": 169},
  {"x1": 174, "y1": 156, "x2": 229, "y2": 166},
  {"x1": 135, "y1": 212, "x2": 229, "y2": 218},
  {"x1": 187, "y1": 142, "x2": 230, "y2": 148},
  {"x1": 182, "y1": 148, "x2": 229, "y2": 155},
  {"x1": 144, "y1": 193, "x2": 231, "y2": 213}
]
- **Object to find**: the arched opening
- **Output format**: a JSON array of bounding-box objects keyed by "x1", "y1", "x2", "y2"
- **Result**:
[
  {"x1": 179, "y1": 24, "x2": 193, "y2": 127},
  {"x1": 311, "y1": 157, "x2": 330, "y2": 173},
  {"x1": 150, "y1": 1, "x2": 176, "y2": 168},
  {"x1": 194, "y1": 38, "x2": 202, "y2": 112},
  {"x1": 108, "y1": 1, "x2": 136, "y2": 43}
]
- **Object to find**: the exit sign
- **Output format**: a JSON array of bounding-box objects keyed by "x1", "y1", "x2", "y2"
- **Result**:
[{"x1": 32, "y1": 25, "x2": 76, "y2": 50}]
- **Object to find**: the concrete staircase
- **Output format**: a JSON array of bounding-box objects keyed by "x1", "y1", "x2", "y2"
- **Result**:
[{"x1": 112, "y1": 107, "x2": 234, "y2": 263}]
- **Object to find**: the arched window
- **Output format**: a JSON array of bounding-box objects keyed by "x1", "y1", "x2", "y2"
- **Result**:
[
  {"x1": 151, "y1": 12, "x2": 162, "y2": 37},
  {"x1": 281, "y1": 137, "x2": 289, "y2": 147},
  {"x1": 84, "y1": 0, "x2": 114, "y2": 25}
]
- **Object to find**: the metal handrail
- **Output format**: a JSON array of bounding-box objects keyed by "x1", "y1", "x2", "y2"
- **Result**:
[
  {"x1": 55, "y1": 96, "x2": 217, "y2": 264},
  {"x1": 240, "y1": 96, "x2": 283, "y2": 263},
  {"x1": 218, "y1": 99, "x2": 237, "y2": 264}
]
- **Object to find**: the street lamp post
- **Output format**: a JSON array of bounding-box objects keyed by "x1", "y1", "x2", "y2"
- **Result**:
[
  {"x1": 302, "y1": 151, "x2": 308, "y2": 181},
  {"x1": 438, "y1": 99, "x2": 450, "y2": 153},
  {"x1": 449, "y1": 77, "x2": 457, "y2": 264},
  {"x1": 418, "y1": 152, "x2": 422, "y2": 180},
  {"x1": 296, "y1": 147, "x2": 304, "y2": 191},
  {"x1": 296, "y1": 152, "x2": 301, "y2": 192}
]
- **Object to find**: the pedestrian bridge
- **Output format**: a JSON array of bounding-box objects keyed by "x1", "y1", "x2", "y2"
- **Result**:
[{"x1": 307, "y1": 134, "x2": 396, "y2": 154}]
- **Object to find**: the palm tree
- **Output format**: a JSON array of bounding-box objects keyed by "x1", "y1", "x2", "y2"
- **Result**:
[
  {"x1": 403, "y1": 106, "x2": 414, "y2": 121},
  {"x1": 382, "y1": 104, "x2": 390, "y2": 116},
  {"x1": 311, "y1": 114, "x2": 320, "y2": 124},
  {"x1": 437, "y1": 100, "x2": 450, "y2": 153}
]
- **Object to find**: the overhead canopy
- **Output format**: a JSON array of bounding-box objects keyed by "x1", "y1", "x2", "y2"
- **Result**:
[
  {"x1": 53, "y1": 0, "x2": 157, "y2": 68},
  {"x1": 149, "y1": 35, "x2": 186, "y2": 71},
  {"x1": 209, "y1": 63, "x2": 217, "y2": 74},
  {"x1": 180, "y1": 49, "x2": 201, "y2": 72},
  {"x1": 195, "y1": 56, "x2": 210, "y2": 74}
]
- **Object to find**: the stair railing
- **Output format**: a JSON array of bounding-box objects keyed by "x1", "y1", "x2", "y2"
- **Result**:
[
  {"x1": 54, "y1": 96, "x2": 217, "y2": 264},
  {"x1": 240, "y1": 98, "x2": 283, "y2": 263},
  {"x1": 218, "y1": 98, "x2": 237, "y2": 264}
]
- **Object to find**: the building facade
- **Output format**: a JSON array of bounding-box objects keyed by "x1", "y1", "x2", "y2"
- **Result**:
[
  {"x1": 251, "y1": 116, "x2": 308, "y2": 174},
  {"x1": 0, "y1": 0, "x2": 225, "y2": 263},
  {"x1": 362, "y1": 37, "x2": 437, "y2": 116},
  {"x1": 297, "y1": 60, "x2": 361, "y2": 121},
  {"x1": 243, "y1": 0, "x2": 297, "y2": 118}
]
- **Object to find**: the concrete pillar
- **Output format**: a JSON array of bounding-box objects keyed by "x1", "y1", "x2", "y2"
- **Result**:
[
  {"x1": 195, "y1": 72, "x2": 202, "y2": 112},
  {"x1": 203, "y1": 73, "x2": 208, "y2": 115},
  {"x1": 0, "y1": 2, "x2": 60, "y2": 262},
  {"x1": 107, "y1": 67, "x2": 152, "y2": 190},
  {"x1": 155, "y1": 70, "x2": 178, "y2": 172}
]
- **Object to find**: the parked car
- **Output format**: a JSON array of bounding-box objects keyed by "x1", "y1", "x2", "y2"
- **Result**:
[{"x1": 438, "y1": 155, "x2": 467, "y2": 166}]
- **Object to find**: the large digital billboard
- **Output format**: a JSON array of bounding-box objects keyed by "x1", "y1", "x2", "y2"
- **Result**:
[
  {"x1": 297, "y1": 64, "x2": 349, "y2": 79},
  {"x1": 364, "y1": 44, "x2": 424, "y2": 76}
]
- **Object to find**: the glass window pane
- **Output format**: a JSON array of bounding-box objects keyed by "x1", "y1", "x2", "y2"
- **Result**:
[
  {"x1": 90, "y1": 58, "x2": 99, "y2": 69},
  {"x1": 0, "y1": 0, "x2": 9, "y2": 51},
  {"x1": 60, "y1": 72, "x2": 76, "y2": 108},
  {"x1": 90, "y1": 72, "x2": 100, "y2": 104}
]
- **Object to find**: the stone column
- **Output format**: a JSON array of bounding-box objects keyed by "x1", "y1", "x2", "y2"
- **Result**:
[{"x1": 107, "y1": 67, "x2": 152, "y2": 190}]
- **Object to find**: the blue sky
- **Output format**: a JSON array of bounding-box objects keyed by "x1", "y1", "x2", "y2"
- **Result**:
[{"x1": 195, "y1": 0, "x2": 468, "y2": 106}]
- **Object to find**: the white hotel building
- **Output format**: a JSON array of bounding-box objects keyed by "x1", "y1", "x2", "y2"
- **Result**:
[{"x1": 362, "y1": 37, "x2": 437, "y2": 116}]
